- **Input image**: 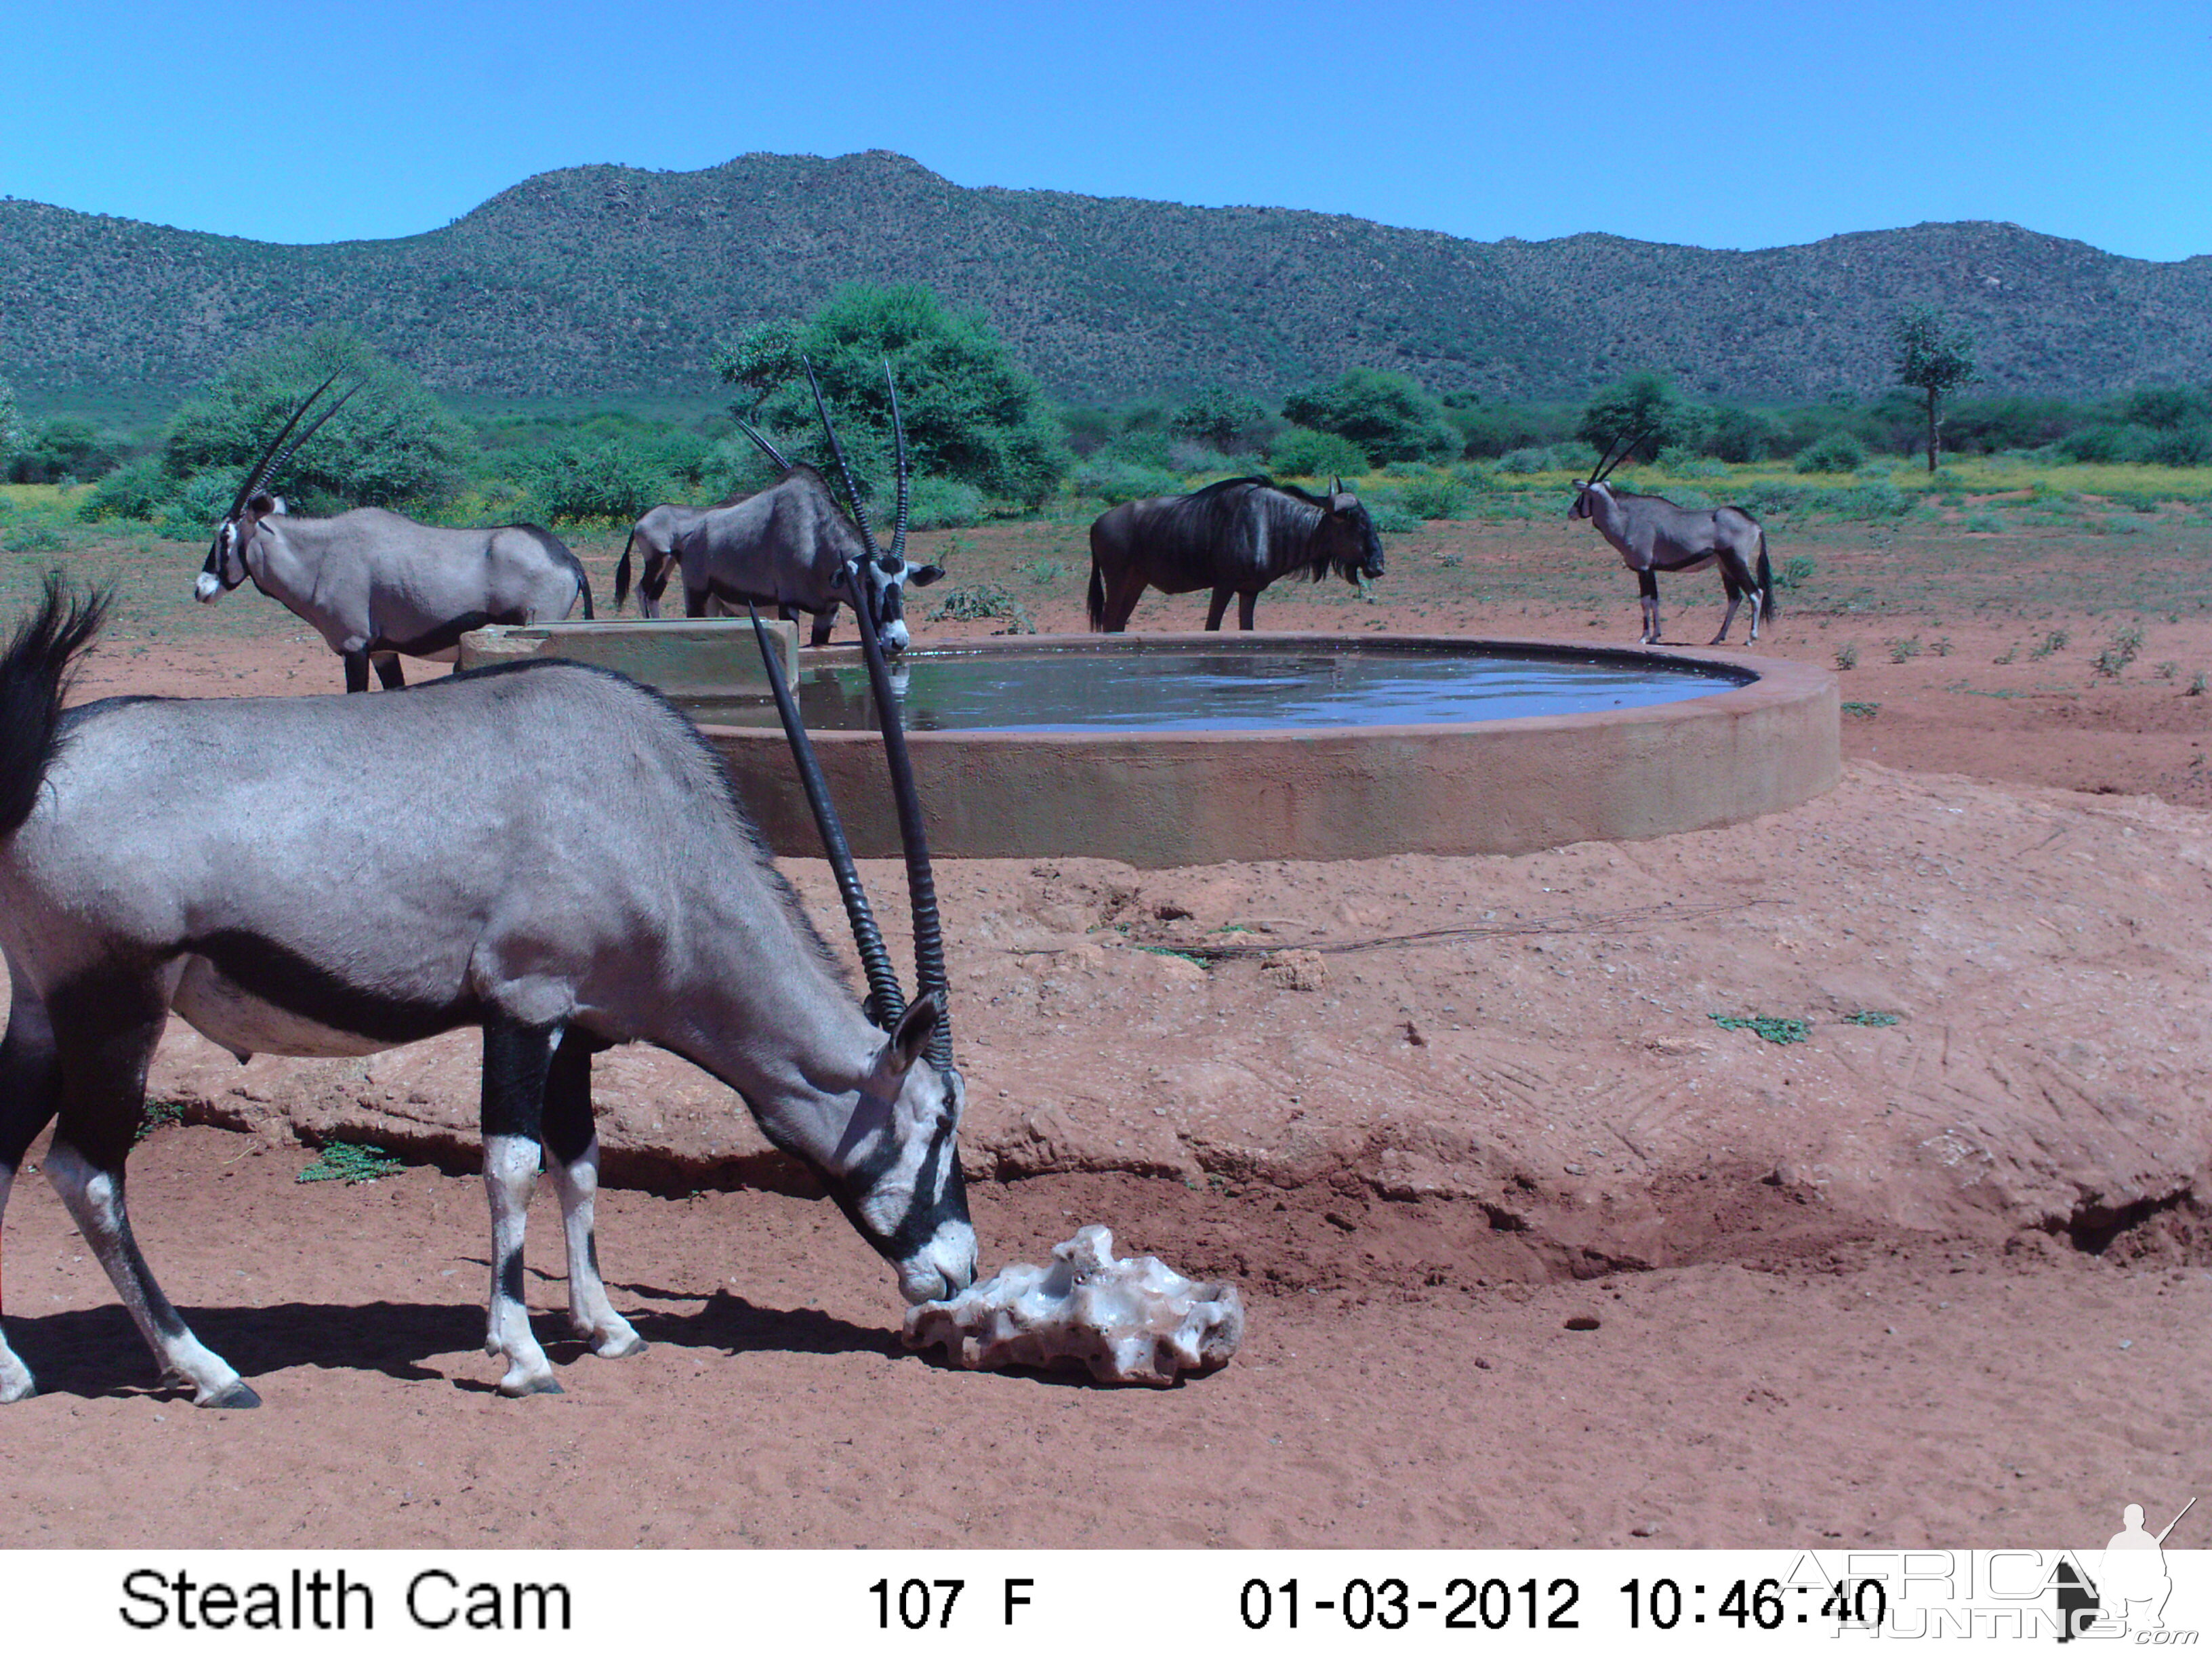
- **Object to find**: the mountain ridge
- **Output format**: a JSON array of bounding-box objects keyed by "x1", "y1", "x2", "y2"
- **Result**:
[{"x1": 3, "y1": 149, "x2": 2207, "y2": 405}]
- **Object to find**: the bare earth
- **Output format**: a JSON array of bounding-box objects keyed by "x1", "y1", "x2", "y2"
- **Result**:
[{"x1": 3, "y1": 516, "x2": 2209, "y2": 1550}]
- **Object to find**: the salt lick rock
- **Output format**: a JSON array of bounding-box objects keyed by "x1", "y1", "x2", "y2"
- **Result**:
[{"x1": 903, "y1": 1225, "x2": 1246, "y2": 1385}]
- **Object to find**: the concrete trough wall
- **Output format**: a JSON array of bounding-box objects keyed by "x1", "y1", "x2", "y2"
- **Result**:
[{"x1": 702, "y1": 633, "x2": 1839, "y2": 867}]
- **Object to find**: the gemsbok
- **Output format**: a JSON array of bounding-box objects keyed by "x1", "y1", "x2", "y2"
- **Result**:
[
  {"x1": 196, "y1": 373, "x2": 594, "y2": 691},
  {"x1": 1569, "y1": 432, "x2": 1776, "y2": 645},
  {"x1": 0, "y1": 551, "x2": 974, "y2": 1406},
  {"x1": 612, "y1": 363, "x2": 943, "y2": 651}
]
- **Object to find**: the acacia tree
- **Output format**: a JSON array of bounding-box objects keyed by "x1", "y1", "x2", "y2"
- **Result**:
[
  {"x1": 716, "y1": 284, "x2": 1071, "y2": 505},
  {"x1": 1574, "y1": 371, "x2": 1702, "y2": 464},
  {"x1": 1892, "y1": 306, "x2": 1976, "y2": 472}
]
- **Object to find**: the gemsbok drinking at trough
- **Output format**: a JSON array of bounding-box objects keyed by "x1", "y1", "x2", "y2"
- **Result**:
[
  {"x1": 1569, "y1": 432, "x2": 1776, "y2": 645},
  {"x1": 0, "y1": 491, "x2": 974, "y2": 1404},
  {"x1": 612, "y1": 362, "x2": 944, "y2": 651},
  {"x1": 1086, "y1": 474, "x2": 1386, "y2": 632},
  {"x1": 195, "y1": 373, "x2": 594, "y2": 691}
]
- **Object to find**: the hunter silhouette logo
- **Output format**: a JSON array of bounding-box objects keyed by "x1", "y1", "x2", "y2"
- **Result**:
[{"x1": 2058, "y1": 1496, "x2": 2196, "y2": 1641}]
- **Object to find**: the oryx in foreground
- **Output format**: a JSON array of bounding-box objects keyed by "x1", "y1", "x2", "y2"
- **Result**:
[
  {"x1": 1570, "y1": 433, "x2": 1776, "y2": 645},
  {"x1": 0, "y1": 560, "x2": 973, "y2": 1406},
  {"x1": 612, "y1": 364, "x2": 943, "y2": 651},
  {"x1": 197, "y1": 374, "x2": 594, "y2": 691},
  {"x1": 1086, "y1": 475, "x2": 1385, "y2": 632}
]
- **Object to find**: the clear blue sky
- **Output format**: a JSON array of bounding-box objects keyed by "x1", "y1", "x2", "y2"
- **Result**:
[{"x1": 4, "y1": 0, "x2": 2206, "y2": 260}]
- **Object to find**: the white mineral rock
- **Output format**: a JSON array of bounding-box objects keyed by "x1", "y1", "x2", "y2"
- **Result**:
[{"x1": 903, "y1": 1224, "x2": 1244, "y2": 1385}]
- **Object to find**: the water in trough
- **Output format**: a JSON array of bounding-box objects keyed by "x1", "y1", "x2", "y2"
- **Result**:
[{"x1": 675, "y1": 641, "x2": 1749, "y2": 733}]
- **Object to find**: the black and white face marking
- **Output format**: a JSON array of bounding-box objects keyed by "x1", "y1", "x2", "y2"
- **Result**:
[
  {"x1": 809, "y1": 996, "x2": 975, "y2": 1303},
  {"x1": 197, "y1": 520, "x2": 249, "y2": 602},
  {"x1": 840, "y1": 557, "x2": 945, "y2": 655}
]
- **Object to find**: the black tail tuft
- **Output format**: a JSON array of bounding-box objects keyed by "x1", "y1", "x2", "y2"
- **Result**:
[
  {"x1": 613, "y1": 532, "x2": 635, "y2": 612},
  {"x1": 1085, "y1": 559, "x2": 1106, "y2": 631},
  {"x1": 1757, "y1": 533, "x2": 1777, "y2": 624},
  {"x1": 0, "y1": 574, "x2": 110, "y2": 840}
]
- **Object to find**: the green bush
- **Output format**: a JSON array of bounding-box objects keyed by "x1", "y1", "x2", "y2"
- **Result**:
[
  {"x1": 1705, "y1": 405, "x2": 1786, "y2": 462},
  {"x1": 79, "y1": 455, "x2": 176, "y2": 523},
  {"x1": 1169, "y1": 387, "x2": 1271, "y2": 449},
  {"x1": 720, "y1": 283, "x2": 1072, "y2": 506},
  {"x1": 518, "y1": 440, "x2": 676, "y2": 525},
  {"x1": 164, "y1": 326, "x2": 470, "y2": 512},
  {"x1": 2059, "y1": 424, "x2": 2150, "y2": 464},
  {"x1": 2144, "y1": 425, "x2": 2212, "y2": 468},
  {"x1": 1496, "y1": 445, "x2": 1559, "y2": 474},
  {"x1": 8, "y1": 417, "x2": 127, "y2": 485},
  {"x1": 905, "y1": 476, "x2": 987, "y2": 529},
  {"x1": 1077, "y1": 457, "x2": 1185, "y2": 501},
  {"x1": 1795, "y1": 431, "x2": 1868, "y2": 473},
  {"x1": 1576, "y1": 372, "x2": 1705, "y2": 459},
  {"x1": 1395, "y1": 474, "x2": 1467, "y2": 519},
  {"x1": 1280, "y1": 369, "x2": 1457, "y2": 464},
  {"x1": 1267, "y1": 426, "x2": 1370, "y2": 479}
]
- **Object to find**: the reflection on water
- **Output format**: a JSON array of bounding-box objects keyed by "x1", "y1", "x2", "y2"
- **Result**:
[{"x1": 676, "y1": 646, "x2": 1746, "y2": 734}]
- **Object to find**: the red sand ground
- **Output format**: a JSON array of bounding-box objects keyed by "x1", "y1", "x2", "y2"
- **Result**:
[{"x1": 5, "y1": 525, "x2": 2209, "y2": 1549}]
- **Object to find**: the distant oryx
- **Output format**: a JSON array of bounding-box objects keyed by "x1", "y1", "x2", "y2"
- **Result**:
[
  {"x1": 197, "y1": 373, "x2": 594, "y2": 691},
  {"x1": 1570, "y1": 433, "x2": 1776, "y2": 645},
  {"x1": 0, "y1": 559, "x2": 974, "y2": 1407},
  {"x1": 1087, "y1": 475, "x2": 1385, "y2": 632},
  {"x1": 612, "y1": 363, "x2": 944, "y2": 651}
]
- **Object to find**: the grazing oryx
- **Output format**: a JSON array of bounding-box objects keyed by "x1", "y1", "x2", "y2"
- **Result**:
[
  {"x1": 1570, "y1": 432, "x2": 1776, "y2": 645},
  {"x1": 1086, "y1": 475, "x2": 1386, "y2": 633},
  {"x1": 0, "y1": 555, "x2": 973, "y2": 1406},
  {"x1": 197, "y1": 373, "x2": 594, "y2": 691},
  {"x1": 612, "y1": 363, "x2": 944, "y2": 651}
]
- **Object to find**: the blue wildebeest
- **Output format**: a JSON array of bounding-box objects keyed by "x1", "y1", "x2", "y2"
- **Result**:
[
  {"x1": 612, "y1": 364, "x2": 943, "y2": 651},
  {"x1": 0, "y1": 567, "x2": 973, "y2": 1407},
  {"x1": 1086, "y1": 476, "x2": 1386, "y2": 632},
  {"x1": 1569, "y1": 433, "x2": 1775, "y2": 645},
  {"x1": 196, "y1": 374, "x2": 593, "y2": 691}
]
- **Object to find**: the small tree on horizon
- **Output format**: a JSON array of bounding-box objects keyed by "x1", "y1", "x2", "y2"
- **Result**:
[
  {"x1": 1574, "y1": 372, "x2": 1702, "y2": 468},
  {"x1": 716, "y1": 283, "x2": 1071, "y2": 506},
  {"x1": 1891, "y1": 306, "x2": 1976, "y2": 472},
  {"x1": 0, "y1": 377, "x2": 22, "y2": 458}
]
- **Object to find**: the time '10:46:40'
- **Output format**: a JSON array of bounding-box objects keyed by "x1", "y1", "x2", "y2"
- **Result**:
[{"x1": 1621, "y1": 1578, "x2": 1889, "y2": 1631}]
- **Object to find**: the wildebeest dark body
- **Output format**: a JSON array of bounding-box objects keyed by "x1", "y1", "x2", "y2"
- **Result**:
[{"x1": 1087, "y1": 476, "x2": 1385, "y2": 632}]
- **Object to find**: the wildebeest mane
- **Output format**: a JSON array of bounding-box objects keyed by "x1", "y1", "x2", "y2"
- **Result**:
[{"x1": 1155, "y1": 475, "x2": 1363, "y2": 583}]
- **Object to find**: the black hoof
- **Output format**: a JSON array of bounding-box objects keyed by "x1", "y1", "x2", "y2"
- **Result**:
[{"x1": 201, "y1": 1378, "x2": 262, "y2": 1410}]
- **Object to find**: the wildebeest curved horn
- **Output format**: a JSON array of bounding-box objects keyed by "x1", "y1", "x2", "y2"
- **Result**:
[
  {"x1": 839, "y1": 548, "x2": 951, "y2": 1071},
  {"x1": 264, "y1": 380, "x2": 363, "y2": 495},
  {"x1": 226, "y1": 369, "x2": 344, "y2": 520},
  {"x1": 745, "y1": 602, "x2": 906, "y2": 1031},
  {"x1": 737, "y1": 419, "x2": 795, "y2": 474},
  {"x1": 884, "y1": 359, "x2": 911, "y2": 564},
  {"x1": 801, "y1": 356, "x2": 882, "y2": 556}
]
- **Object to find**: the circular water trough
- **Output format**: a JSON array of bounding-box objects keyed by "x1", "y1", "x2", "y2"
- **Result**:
[{"x1": 691, "y1": 633, "x2": 1839, "y2": 867}]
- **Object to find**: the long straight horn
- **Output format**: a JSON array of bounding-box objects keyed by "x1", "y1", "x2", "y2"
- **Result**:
[
  {"x1": 840, "y1": 551, "x2": 951, "y2": 1069},
  {"x1": 1593, "y1": 428, "x2": 1652, "y2": 485},
  {"x1": 737, "y1": 419, "x2": 795, "y2": 474},
  {"x1": 884, "y1": 359, "x2": 912, "y2": 563},
  {"x1": 1586, "y1": 432, "x2": 1629, "y2": 485},
  {"x1": 264, "y1": 380, "x2": 361, "y2": 494},
  {"x1": 226, "y1": 368, "x2": 344, "y2": 519},
  {"x1": 746, "y1": 603, "x2": 906, "y2": 1029},
  {"x1": 802, "y1": 356, "x2": 882, "y2": 554}
]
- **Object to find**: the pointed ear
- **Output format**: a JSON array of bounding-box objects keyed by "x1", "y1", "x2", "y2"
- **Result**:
[
  {"x1": 882, "y1": 990, "x2": 943, "y2": 1078},
  {"x1": 907, "y1": 563, "x2": 946, "y2": 588}
]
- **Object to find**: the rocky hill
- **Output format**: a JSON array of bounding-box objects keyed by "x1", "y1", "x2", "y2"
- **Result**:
[{"x1": 3, "y1": 150, "x2": 2207, "y2": 405}]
